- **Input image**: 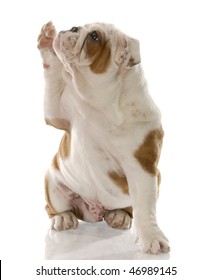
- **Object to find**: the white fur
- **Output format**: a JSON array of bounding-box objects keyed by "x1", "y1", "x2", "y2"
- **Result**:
[{"x1": 39, "y1": 22, "x2": 170, "y2": 254}]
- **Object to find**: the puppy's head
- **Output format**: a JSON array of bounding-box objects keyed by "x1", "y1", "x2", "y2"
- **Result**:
[{"x1": 53, "y1": 23, "x2": 140, "y2": 75}]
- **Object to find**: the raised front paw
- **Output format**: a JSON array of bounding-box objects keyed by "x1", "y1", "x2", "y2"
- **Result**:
[
  {"x1": 37, "y1": 21, "x2": 56, "y2": 50},
  {"x1": 137, "y1": 226, "x2": 170, "y2": 254},
  {"x1": 51, "y1": 211, "x2": 79, "y2": 231},
  {"x1": 104, "y1": 209, "x2": 132, "y2": 229}
]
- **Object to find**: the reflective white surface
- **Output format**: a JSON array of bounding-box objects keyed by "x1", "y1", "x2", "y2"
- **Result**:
[{"x1": 45, "y1": 221, "x2": 170, "y2": 260}]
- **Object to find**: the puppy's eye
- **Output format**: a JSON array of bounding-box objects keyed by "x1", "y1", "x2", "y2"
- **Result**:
[{"x1": 90, "y1": 31, "x2": 99, "y2": 41}]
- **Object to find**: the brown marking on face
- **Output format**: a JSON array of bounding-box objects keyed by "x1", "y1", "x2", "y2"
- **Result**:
[
  {"x1": 134, "y1": 127, "x2": 164, "y2": 176},
  {"x1": 59, "y1": 132, "x2": 71, "y2": 159},
  {"x1": 108, "y1": 171, "x2": 129, "y2": 195},
  {"x1": 45, "y1": 118, "x2": 70, "y2": 131},
  {"x1": 86, "y1": 31, "x2": 111, "y2": 74},
  {"x1": 44, "y1": 176, "x2": 57, "y2": 218}
]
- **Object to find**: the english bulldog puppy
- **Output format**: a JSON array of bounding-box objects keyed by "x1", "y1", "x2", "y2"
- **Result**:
[{"x1": 37, "y1": 21, "x2": 170, "y2": 254}]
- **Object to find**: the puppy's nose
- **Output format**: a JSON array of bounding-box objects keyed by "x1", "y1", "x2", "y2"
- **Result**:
[{"x1": 70, "y1": 26, "x2": 79, "y2": 33}]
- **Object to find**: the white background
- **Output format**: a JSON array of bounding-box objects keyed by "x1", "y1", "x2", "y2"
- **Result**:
[{"x1": 0, "y1": 0, "x2": 212, "y2": 278}]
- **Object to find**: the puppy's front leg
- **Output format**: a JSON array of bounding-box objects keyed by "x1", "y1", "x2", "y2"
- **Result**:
[
  {"x1": 37, "y1": 22, "x2": 70, "y2": 131},
  {"x1": 125, "y1": 128, "x2": 170, "y2": 254},
  {"x1": 128, "y1": 169, "x2": 170, "y2": 254}
]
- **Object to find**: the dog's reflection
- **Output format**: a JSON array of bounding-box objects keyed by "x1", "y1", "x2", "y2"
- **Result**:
[{"x1": 45, "y1": 221, "x2": 170, "y2": 260}]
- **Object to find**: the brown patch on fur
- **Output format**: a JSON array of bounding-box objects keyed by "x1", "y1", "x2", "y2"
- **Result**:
[
  {"x1": 51, "y1": 132, "x2": 71, "y2": 169},
  {"x1": 52, "y1": 153, "x2": 59, "y2": 169},
  {"x1": 108, "y1": 171, "x2": 129, "y2": 195},
  {"x1": 134, "y1": 127, "x2": 164, "y2": 176},
  {"x1": 59, "y1": 132, "x2": 71, "y2": 159},
  {"x1": 86, "y1": 31, "x2": 111, "y2": 74},
  {"x1": 44, "y1": 176, "x2": 57, "y2": 218},
  {"x1": 45, "y1": 118, "x2": 70, "y2": 131}
]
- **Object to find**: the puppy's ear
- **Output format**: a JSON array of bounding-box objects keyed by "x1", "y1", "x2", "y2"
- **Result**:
[{"x1": 114, "y1": 34, "x2": 141, "y2": 68}]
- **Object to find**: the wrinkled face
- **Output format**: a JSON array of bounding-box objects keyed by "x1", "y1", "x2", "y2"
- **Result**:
[{"x1": 53, "y1": 23, "x2": 141, "y2": 75}]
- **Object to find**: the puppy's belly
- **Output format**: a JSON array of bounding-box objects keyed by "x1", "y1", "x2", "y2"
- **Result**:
[{"x1": 57, "y1": 141, "x2": 131, "y2": 210}]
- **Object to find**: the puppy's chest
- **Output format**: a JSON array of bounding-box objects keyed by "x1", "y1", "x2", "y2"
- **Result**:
[
  {"x1": 60, "y1": 127, "x2": 130, "y2": 209},
  {"x1": 71, "y1": 103, "x2": 124, "y2": 146},
  {"x1": 71, "y1": 118, "x2": 124, "y2": 169},
  {"x1": 60, "y1": 115, "x2": 130, "y2": 200},
  {"x1": 60, "y1": 90, "x2": 145, "y2": 196},
  {"x1": 67, "y1": 94, "x2": 145, "y2": 169}
]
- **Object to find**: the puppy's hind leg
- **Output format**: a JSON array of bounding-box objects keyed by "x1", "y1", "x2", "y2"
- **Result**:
[
  {"x1": 45, "y1": 166, "x2": 103, "y2": 230},
  {"x1": 45, "y1": 169, "x2": 79, "y2": 231}
]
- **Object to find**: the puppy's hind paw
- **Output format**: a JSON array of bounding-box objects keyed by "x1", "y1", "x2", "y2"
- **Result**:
[
  {"x1": 51, "y1": 211, "x2": 79, "y2": 231},
  {"x1": 104, "y1": 209, "x2": 132, "y2": 229}
]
